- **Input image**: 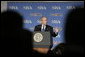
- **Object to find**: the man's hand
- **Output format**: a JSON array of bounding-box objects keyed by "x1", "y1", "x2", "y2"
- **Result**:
[{"x1": 54, "y1": 28, "x2": 59, "y2": 33}]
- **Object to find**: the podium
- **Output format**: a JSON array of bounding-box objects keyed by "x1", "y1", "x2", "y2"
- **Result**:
[{"x1": 33, "y1": 31, "x2": 51, "y2": 48}]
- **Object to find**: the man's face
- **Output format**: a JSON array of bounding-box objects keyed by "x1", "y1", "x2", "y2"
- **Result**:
[{"x1": 41, "y1": 17, "x2": 47, "y2": 25}]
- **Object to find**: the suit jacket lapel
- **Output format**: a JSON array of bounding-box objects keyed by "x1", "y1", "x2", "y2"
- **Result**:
[
  {"x1": 40, "y1": 25, "x2": 42, "y2": 31},
  {"x1": 45, "y1": 25, "x2": 48, "y2": 31}
]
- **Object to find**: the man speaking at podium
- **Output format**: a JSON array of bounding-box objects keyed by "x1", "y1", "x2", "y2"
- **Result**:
[{"x1": 33, "y1": 16, "x2": 58, "y2": 54}]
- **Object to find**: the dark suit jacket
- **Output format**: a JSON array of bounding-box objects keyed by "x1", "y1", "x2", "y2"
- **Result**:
[{"x1": 34, "y1": 24, "x2": 58, "y2": 37}]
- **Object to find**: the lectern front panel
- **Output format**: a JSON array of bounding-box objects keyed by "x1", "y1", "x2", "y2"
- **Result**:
[{"x1": 33, "y1": 31, "x2": 51, "y2": 48}]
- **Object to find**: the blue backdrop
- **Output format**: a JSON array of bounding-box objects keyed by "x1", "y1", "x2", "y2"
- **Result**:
[{"x1": 7, "y1": 1, "x2": 84, "y2": 49}]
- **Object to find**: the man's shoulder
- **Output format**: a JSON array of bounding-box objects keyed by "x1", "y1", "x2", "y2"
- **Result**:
[
  {"x1": 35, "y1": 24, "x2": 53, "y2": 28},
  {"x1": 35, "y1": 24, "x2": 41, "y2": 27},
  {"x1": 46, "y1": 25, "x2": 53, "y2": 28}
]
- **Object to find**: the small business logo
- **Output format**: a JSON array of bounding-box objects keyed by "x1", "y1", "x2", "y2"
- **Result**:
[
  {"x1": 33, "y1": 33, "x2": 43, "y2": 42},
  {"x1": 51, "y1": 13, "x2": 62, "y2": 16},
  {"x1": 30, "y1": 13, "x2": 42, "y2": 16}
]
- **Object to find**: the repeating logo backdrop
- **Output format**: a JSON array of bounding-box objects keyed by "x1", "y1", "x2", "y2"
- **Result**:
[{"x1": 7, "y1": 1, "x2": 84, "y2": 49}]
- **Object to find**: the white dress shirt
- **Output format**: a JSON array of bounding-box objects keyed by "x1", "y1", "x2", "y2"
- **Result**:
[{"x1": 41, "y1": 24, "x2": 46, "y2": 30}]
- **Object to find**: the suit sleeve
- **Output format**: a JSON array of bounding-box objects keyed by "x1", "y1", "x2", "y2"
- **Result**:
[
  {"x1": 34, "y1": 26, "x2": 37, "y2": 31},
  {"x1": 51, "y1": 27, "x2": 58, "y2": 37},
  {"x1": 34, "y1": 26, "x2": 39, "y2": 31}
]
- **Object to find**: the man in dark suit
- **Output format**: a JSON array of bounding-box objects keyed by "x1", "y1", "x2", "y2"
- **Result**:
[
  {"x1": 33, "y1": 16, "x2": 58, "y2": 54},
  {"x1": 34, "y1": 16, "x2": 58, "y2": 37}
]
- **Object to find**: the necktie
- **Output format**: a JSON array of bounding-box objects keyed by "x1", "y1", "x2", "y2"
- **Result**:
[{"x1": 41, "y1": 25, "x2": 45, "y2": 31}]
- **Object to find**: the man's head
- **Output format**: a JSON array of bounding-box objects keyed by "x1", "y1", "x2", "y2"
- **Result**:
[{"x1": 40, "y1": 16, "x2": 48, "y2": 25}]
